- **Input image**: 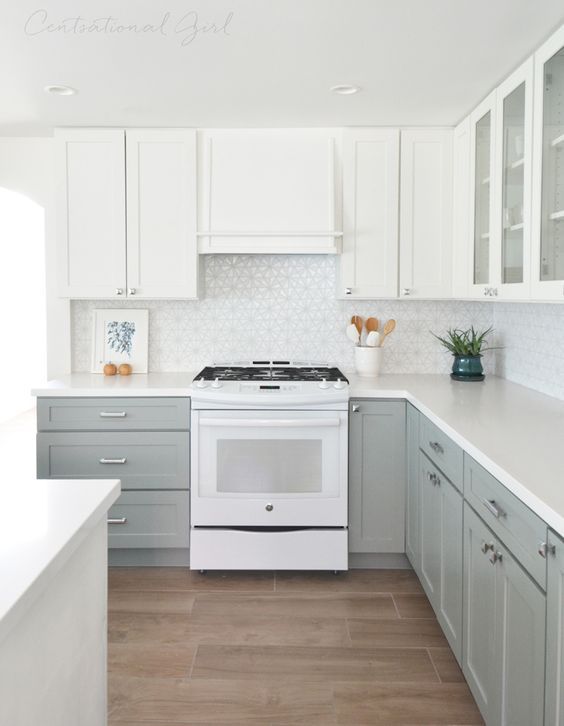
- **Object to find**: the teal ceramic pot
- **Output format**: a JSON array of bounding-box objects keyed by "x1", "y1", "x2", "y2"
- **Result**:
[{"x1": 451, "y1": 354, "x2": 485, "y2": 382}]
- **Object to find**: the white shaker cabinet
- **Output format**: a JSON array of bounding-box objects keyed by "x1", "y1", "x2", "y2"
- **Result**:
[
  {"x1": 198, "y1": 129, "x2": 342, "y2": 253},
  {"x1": 399, "y1": 129, "x2": 453, "y2": 298},
  {"x1": 531, "y1": 24, "x2": 564, "y2": 300},
  {"x1": 339, "y1": 128, "x2": 400, "y2": 298},
  {"x1": 126, "y1": 129, "x2": 198, "y2": 299},
  {"x1": 56, "y1": 128, "x2": 198, "y2": 299},
  {"x1": 56, "y1": 129, "x2": 126, "y2": 298}
]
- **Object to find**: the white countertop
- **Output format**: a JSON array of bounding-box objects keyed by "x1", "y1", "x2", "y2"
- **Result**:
[
  {"x1": 0, "y1": 411, "x2": 120, "y2": 643},
  {"x1": 32, "y1": 371, "x2": 564, "y2": 537}
]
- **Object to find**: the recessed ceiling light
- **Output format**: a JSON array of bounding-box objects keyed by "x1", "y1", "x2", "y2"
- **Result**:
[
  {"x1": 330, "y1": 85, "x2": 361, "y2": 95},
  {"x1": 44, "y1": 85, "x2": 77, "y2": 96}
]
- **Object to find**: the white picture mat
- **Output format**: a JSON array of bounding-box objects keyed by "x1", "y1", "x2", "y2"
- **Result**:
[{"x1": 91, "y1": 309, "x2": 149, "y2": 373}]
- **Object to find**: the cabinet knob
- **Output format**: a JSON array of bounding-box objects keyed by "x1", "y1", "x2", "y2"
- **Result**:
[
  {"x1": 265, "y1": 503, "x2": 273, "y2": 512},
  {"x1": 480, "y1": 541, "x2": 494, "y2": 554},
  {"x1": 352, "y1": 404, "x2": 360, "y2": 413},
  {"x1": 538, "y1": 541, "x2": 556, "y2": 558},
  {"x1": 128, "y1": 288, "x2": 136, "y2": 296},
  {"x1": 492, "y1": 288, "x2": 498, "y2": 297},
  {"x1": 483, "y1": 288, "x2": 489, "y2": 297},
  {"x1": 115, "y1": 288, "x2": 123, "y2": 296},
  {"x1": 401, "y1": 288, "x2": 411, "y2": 296},
  {"x1": 345, "y1": 288, "x2": 352, "y2": 295},
  {"x1": 489, "y1": 550, "x2": 503, "y2": 565}
]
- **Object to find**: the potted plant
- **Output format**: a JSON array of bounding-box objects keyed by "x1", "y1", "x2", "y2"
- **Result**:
[{"x1": 432, "y1": 326, "x2": 496, "y2": 382}]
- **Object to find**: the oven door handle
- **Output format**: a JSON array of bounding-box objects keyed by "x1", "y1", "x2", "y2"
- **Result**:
[{"x1": 199, "y1": 417, "x2": 342, "y2": 428}]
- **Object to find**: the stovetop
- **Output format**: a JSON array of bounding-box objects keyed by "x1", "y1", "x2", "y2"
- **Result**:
[{"x1": 194, "y1": 361, "x2": 349, "y2": 383}]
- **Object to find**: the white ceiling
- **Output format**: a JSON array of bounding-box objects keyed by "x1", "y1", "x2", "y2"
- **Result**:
[{"x1": 2, "y1": 0, "x2": 564, "y2": 133}]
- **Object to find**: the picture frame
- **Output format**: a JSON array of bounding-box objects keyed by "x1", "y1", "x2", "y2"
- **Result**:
[{"x1": 91, "y1": 309, "x2": 149, "y2": 373}]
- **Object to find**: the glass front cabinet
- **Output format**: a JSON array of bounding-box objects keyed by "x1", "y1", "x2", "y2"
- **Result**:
[{"x1": 532, "y1": 25, "x2": 564, "y2": 299}]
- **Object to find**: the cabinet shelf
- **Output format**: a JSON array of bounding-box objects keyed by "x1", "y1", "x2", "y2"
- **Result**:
[
  {"x1": 480, "y1": 232, "x2": 490, "y2": 240},
  {"x1": 549, "y1": 210, "x2": 564, "y2": 221},
  {"x1": 508, "y1": 157, "x2": 525, "y2": 171},
  {"x1": 505, "y1": 223, "x2": 524, "y2": 232},
  {"x1": 551, "y1": 133, "x2": 564, "y2": 148},
  {"x1": 481, "y1": 176, "x2": 490, "y2": 186}
]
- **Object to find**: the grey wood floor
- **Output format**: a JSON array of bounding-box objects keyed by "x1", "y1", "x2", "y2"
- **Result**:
[{"x1": 108, "y1": 568, "x2": 484, "y2": 725}]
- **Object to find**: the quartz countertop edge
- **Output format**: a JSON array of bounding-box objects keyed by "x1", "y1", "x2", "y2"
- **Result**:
[
  {"x1": 0, "y1": 478, "x2": 120, "y2": 644},
  {"x1": 31, "y1": 372, "x2": 564, "y2": 539}
]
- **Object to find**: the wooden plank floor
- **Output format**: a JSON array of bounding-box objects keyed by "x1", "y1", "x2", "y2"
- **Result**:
[{"x1": 108, "y1": 568, "x2": 484, "y2": 725}]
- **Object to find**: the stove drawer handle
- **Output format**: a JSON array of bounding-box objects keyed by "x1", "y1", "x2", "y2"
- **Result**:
[{"x1": 199, "y1": 418, "x2": 342, "y2": 428}]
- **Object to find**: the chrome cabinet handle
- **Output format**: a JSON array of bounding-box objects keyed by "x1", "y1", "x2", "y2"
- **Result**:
[
  {"x1": 265, "y1": 503, "x2": 273, "y2": 512},
  {"x1": 429, "y1": 441, "x2": 444, "y2": 455},
  {"x1": 99, "y1": 457, "x2": 127, "y2": 464},
  {"x1": 483, "y1": 288, "x2": 489, "y2": 297},
  {"x1": 115, "y1": 288, "x2": 123, "y2": 296},
  {"x1": 352, "y1": 404, "x2": 360, "y2": 413},
  {"x1": 538, "y1": 542, "x2": 556, "y2": 558},
  {"x1": 107, "y1": 517, "x2": 127, "y2": 525},
  {"x1": 426, "y1": 471, "x2": 440, "y2": 486},
  {"x1": 481, "y1": 541, "x2": 494, "y2": 554},
  {"x1": 401, "y1": 288, "x2": 411, "y2": 296},
  {"x1": 489, "y1": 550, "x2": 503, "y2": 565},
  {"x1": 128, "y1": 288, "x2": 136, "y2": 295},
  {"x1": 345, "y1": 287, "x2": 352, "y2": 295},
  {"x1": 99, "y1": 411, "x2": 127, "y2": 418},
  {"x1": 480, "y1": 497, "x2": 505, "y2": 519}
]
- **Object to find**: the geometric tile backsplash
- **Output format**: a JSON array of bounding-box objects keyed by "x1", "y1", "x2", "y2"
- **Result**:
[{"x1": 71, "y1": 254, "x2": 564, "y2": 401}]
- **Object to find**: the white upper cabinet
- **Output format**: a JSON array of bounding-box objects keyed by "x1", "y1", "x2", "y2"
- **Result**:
[
  {"x1": 532, "y1": 24, "x2": 564, "y2": 300},
  {"x1": 452, "y1": 118, "x2": 471, "y2": 297},
  {"x1": 399, "y1": 129, "x2": 453, "y2": 298},
  {"x1": 494, "y1": 59, "x2": 534, "y2": 300},
  {"x1": 56, "y1": 129, "x2": 126, "y2": 298},
  {"x1": 56, "y1": 128, "x2": 198, "y2": 299},
  {"x1": 198, "y1": 129, "x2": 342, "y2": 253},
  {"x1": 339, "y1": 128, "x2": 400, "y2": 298},
  {"x1": 469, "y1": 92, "x2": 497, "y2": 299},
  {"x1": 126, "y1": 129, "x2": 198, "y2": 299}
]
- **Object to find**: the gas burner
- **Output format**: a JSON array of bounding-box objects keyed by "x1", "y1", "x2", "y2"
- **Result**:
[{"x1": 194, "y1": 363, "x2": 349, "y2": 384}]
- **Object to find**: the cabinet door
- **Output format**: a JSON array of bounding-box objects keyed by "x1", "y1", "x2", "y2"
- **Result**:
[
  {"x1": 452, "y1": 117, "x2": 472, "y2": 298},
  {"x1": 399, "y1": 128, "x2": 453, "y2": 298},
  {"x1": 405, "y1": 404, "x2": 420, "y2": 572},
  {"x1": 198, "y1": 128, "x2": 341, "y2": 253},
  {"x1": 531, "y1": 25, "x2": 564, "y2": 299},
  {"x1": 56, "y1": 129, "x2": 126, "y2": 298},
  {"x1": 463, "y1": 503, "x2": 498, "y2": 724},
  {"x1": 419, "y1": 453, "x2": 440, "y2": 601},
  {"x1": 545, "y1": 529, "x2": 564, "y2": 726},
  {"x1": 469, "y1": 92, "x2": 497, "y2": 299},
  {"x1": 494, "y1": 542, "x2": 546, "y2": 726},
  {"x1": 340, "y1": 128, "x2": 399, "y2": 298},
  {"x1": 495, "y1": 59, "x2": 534, "y2": 300},
  {"x1": 348, "y1": 400, "x2": 406, "y2": 553},
  {"x1": 126, "y1": 129, "x2": 198, "y2": 299}
]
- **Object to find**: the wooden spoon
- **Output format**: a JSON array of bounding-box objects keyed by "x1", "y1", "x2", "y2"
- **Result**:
[
  {"x1": 365, "y1": 317, "x2": 379, "y2": 333},
  {"x1": 380, "y1": 319, "x2": 396, "y2": 344},
  {"x1": 351, "y1": 315, "x2": 363, "y2": 338}
]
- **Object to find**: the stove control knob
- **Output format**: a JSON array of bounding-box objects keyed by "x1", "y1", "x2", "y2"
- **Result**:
[
  {"x1": 333, "y1": 378, "x2": 346, "y2": 390},
  {"x1": 318, "y1": 378, "x2": 330, "y2": 389},
  {"x1": 211, "y1": 377, "x2": 222, "y2": 389},
  {"x1": 196, "y1": 378, "x2": 208, "y2": 389}
]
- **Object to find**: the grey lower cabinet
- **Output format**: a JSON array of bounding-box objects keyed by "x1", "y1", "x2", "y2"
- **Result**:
[
  {"x1": 419, "y1": 452, "x2": 463, "y2": 662},
  {"x1": 405, "y1": 403, "x2": 420, "y2": 570},
  {"x1": 463, "y1": 502, "x2": 546, "y2": 726},
  {"x1": 36, "y1": 396, "x2": 190, "y2": 565},
  {"x1": 545, "y1": 529, "x2": 564, "y2": 726},
  {"x1": 348, "y1": 399, "x2": 406, "y2": 555}
]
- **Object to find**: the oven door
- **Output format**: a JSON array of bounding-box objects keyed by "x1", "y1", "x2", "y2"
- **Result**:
[{"x1": 191, "y1": 409, "x2": 348, "y2": 527}]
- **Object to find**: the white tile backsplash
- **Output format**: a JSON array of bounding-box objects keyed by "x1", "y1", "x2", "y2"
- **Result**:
[{"x1": 72, "y1": 255, "x2": 496, "y2": 375}]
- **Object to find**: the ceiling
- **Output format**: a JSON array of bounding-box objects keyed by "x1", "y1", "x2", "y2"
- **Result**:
[{"x1": 2, "y1": 0, "x2": 564, "y2": 134}]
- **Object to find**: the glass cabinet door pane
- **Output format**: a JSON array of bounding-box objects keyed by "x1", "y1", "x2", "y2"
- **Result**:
[
  {"x1": 541, "y1": 47, "x2": 564, "y2": 281},
  {"x1": 502, "y1": 82, "x2": 526, "y2": 284},
  {"x1": 474, "y1": 112, "x2": 491, "y2": 284}
]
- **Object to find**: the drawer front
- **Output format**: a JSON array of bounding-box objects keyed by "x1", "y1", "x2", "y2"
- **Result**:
[
  {"x1": 37, "y1": 397, "x2": 190, "y2": 431},
  {"x1": 419, "y1": 415, "x2": 463, "y2": 491},
  {"x1": 37, "y1": 432, "x2": 189, "y2": 490},
  {"x1": 464, "y1": 454, "x2": 547, "y2": 588},
  {"x1": 107, "y1": 490, "x2": 189, "y2": 548}
]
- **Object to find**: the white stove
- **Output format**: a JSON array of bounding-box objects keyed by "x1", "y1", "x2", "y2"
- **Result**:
[{"x1": 189, "y1": 362, "x2": 349, "y2": 572}]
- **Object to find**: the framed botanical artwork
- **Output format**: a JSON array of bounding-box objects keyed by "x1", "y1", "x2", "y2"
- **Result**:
[{"x1": 91, "y1": 309, "x2": 149, "y2": 373}]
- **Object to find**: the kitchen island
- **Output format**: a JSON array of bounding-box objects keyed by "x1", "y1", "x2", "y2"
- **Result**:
[{"x1": 0, "y1": 411, "x2": 120, "y2": 726}]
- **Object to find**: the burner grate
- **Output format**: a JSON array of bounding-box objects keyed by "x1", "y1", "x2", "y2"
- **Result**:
[{"x1": 194, "y1": 364, "x2": 348, "y2": 383}]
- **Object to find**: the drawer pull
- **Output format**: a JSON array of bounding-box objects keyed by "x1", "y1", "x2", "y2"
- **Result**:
[
  {"x1": 107, "y1": 517, "x2": 127, "y2": 525},
  {"x1": 480, "y1": 497, "x2": 505, "y2": 519},
  {"x1": 489, "y1": 550, "x2": 503, "y2": 565},
  {"x1": 99, "y1": 411, "x2": 127, "y2": 418},
  {"x1": 429, "y1": 441, "x2": 444, "y2": 455},
  {"x1": 480, "y1": 541, "x2": 495, "y2": 554},
  {"x1": 99, "y1": 457, "x2": 127, "y2": 465},
  {"x1": 426, "y1": 471, "x2": 440, "y2": 486}
]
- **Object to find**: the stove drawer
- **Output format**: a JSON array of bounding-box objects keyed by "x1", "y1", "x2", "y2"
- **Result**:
[{"x1": 190, "y1": 527, "x2": 348, "y2": 570}]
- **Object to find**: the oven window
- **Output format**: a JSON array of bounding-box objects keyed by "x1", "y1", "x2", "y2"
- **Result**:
[{"x1": 216, "y1": 439, "x2": 322, "y2": 493}]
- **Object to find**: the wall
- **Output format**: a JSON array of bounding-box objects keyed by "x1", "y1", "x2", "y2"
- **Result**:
[
  {"x1": 72, "y1": 254, "x2": 494, "y2": 375},
  {"x1": 494, "y1": 303, "x2": 564, "y2": 401}
]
